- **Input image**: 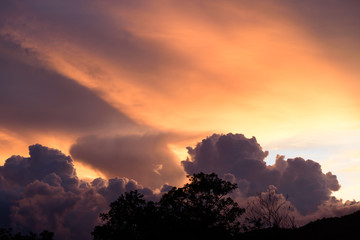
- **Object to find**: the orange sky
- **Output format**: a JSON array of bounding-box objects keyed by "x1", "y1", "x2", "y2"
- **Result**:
[{"x1": 1, "y1": 0, "x2": 359, "y2": 199}]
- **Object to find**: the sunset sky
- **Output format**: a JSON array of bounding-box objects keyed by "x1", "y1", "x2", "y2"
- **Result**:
[{"x1": 1, "y1": 1, "x2": 360, "y2": 235}]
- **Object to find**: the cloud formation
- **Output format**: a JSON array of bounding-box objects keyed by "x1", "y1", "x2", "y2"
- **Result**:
[
  {"x1": 0, "y1": 138, "x2": 359, "y2": 239},
  {"x1": 284, "y1": 0, "x2": 360, "y2": 70},
  {"x1": 70, "y1": 134, "x2": 186, "y2": 189},
  {"x1": 1, "y1": 0, "x2": 357, "y2": 140},
  {"x1": 182, "y1": 133, "x2": 340, "y2": 214},
  {"x1": 0, "y1": 144, "x2": 154, "y2": 240},
  {"x1": 0, "y1": 0, "x2": 359, "y2": 236},
  {"x1": 0, "y1": 144, "x2": 78, "y2": 190},
  {"x1": 0, "y1": 36, "x2": 138, "y2": 135}
]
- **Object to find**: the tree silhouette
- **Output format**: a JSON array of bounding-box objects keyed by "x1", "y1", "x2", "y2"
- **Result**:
[
  {"x1": 92, "y1": 173, "x2": 244, "y2": 240},
  {"x1": 92, "y1": 190, "x2": 158, "y2": 240},
  {"x1": 244, "y1": 185, "x2": 296, "y2": 230},
  {"x1": 159, "y1": 173, "x2": 244, "y2": 239}
]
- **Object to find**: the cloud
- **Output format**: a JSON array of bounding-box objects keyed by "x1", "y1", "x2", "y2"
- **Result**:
[
  {"x1": 1, "y1": 0, "x2": 358, "y2": 141},
  {"x1": 0, "y1": 144, "x2": 156, "y2": 240},
  {"x1": 0, "y1": 144, "x2": 79, "y2": 191},
  {"x1": 0, "y1": 175, "x2": 20, "y2": 227},
  {"x1": 182, "y1": 133, "x2": 275, "y2": 195},
  {"x1": 0, "y1": 140, "x2": 357, "y2": 238},
  {"x1": 70, "y1": 134, "x2": 186, "y2": 189},
  {"x1": 284, "y1": 0, "x2": 360, "y2": 59},
  {"x1": 276, "y1": 157, "x2": 340, "y2": 214},
  {"x1": 295, "y1": 196, "x2": 360, "y2": 227},
  {"x1": 0, "y1": 0, "x2": 187, "y2": 91},
  {"x1": 182, "y1": 133, "x2": 341, "y2": 214},
  {"x1": 0, "y1": 35, "x2": 138, "y2": 135},
  {"x1": 0, "y1": 0, "x2": 359, "y2": 234}
]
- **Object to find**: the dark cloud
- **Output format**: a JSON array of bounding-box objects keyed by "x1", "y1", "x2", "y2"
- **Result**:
[
  {"x1": 285, "y1": 1, "x2": 360, "y2": 40},
  {"x1": 0, "y1": 0, "x2": 189, "y2": 89},
  {"x1": 0, "y1": 144, "x2": 79, "y2": 191},
  {"x1": 282, "y1": 0, "x2": 360, "y2": 71},
  {"x1": 0, "y1": 36, "x2": 137, "y2": 134},
  {"x1": 276, "y1": 157, "x2": 340, "y2": 214},
  {"x1": 13, "y1": 181, "x2": 80, "y2": 236},
  {"x1": 182, "y1": 134, "x2": 277, "y2": 195},
  {"x1": 0, "y1": 144, "x2": 157, "y2": 240},
  {"x1": 182, "y1": 133, "x2": 341, "y2": 214},
  {"x1": 0, "y1": 176, "x2": 20, "y2": 228},
  {"x1": 0, "y1": 139, "x2": 357, "y2": 239},
  {"x1": 70, "y1": 134, "x2": 186, "y2": 189}
]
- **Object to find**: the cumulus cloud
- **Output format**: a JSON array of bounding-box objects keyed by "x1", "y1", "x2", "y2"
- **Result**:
[
  {"x1": 70, "y1": 134, "x2": 186, "y2": 189},
  {"x1": 183, "y1": 134, "x2": 275, "y2": 195},
  {"x1": 276, "y1": 157, "x2": 340, "y2": 214},
  {"x1": 0, "y1": 144, "x2": 155, "y2": 240},
  {"x1": 0, "y1": 137, "x2": 358, "y2": 239},
  {"x1": 0, "y1": 144, "x2": 82, "y2": 195},
  {"x1": 182, "y1": 133, "x2": 341, "y2": 214}
]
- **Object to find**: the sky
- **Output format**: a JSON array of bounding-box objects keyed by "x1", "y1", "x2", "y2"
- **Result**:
[{"x1": 0, "y1": 0, "x2": 360, "y2": 238}]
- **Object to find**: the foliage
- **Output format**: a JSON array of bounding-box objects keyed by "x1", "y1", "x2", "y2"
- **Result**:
[
  {"x1": 92, "y1": 191, "x2": 157, "y2": 240},
  {"x1": 244, "y1": 185, "x2": 296, "y2": 230},
  {"x1": 159, "y1": 173, "x2": 244, "y2": 238},
  {"x1": 92, "y1": 172, "x2": 244, "y2": 240}
]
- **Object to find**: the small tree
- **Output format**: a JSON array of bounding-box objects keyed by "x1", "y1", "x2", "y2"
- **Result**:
[{"x1": 244, "y1": 185, "x2": 296, "y2": 230}]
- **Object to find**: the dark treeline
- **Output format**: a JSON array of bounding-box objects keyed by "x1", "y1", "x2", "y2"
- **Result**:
[{"x1": 242, "y1": 210, "x2": 360, "y2": 240}]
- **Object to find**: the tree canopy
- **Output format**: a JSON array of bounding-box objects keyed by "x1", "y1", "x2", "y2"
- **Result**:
[{"x1": 92, "y1": 172, "x2": 244, "y2": 240}]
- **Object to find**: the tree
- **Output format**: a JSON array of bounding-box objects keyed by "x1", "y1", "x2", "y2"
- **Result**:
[
  {"x1": 92, "y1": 173, "x2": 245, "y2": 240},
  {"x1": 92, "y1": 190, "x2": 157, "y2": 240},
  {"x1": 244, "y1": 185, "x2": 296, "y2": 230},
  {"x1": 159, "y1": 173, "x2": 245, "y2": 239}
]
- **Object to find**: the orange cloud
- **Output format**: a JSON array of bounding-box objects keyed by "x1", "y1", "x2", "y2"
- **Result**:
[{"x1": 1, "y1": 0, "x2": 359, "y2": 190}]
